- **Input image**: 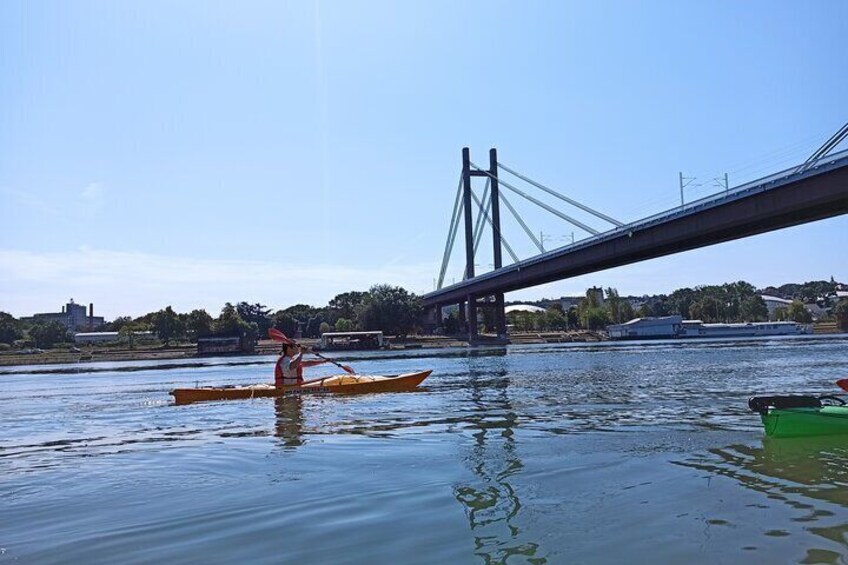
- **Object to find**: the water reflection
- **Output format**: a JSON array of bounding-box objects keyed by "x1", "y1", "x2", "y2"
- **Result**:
[
  {"x1": 273, "y1": 396, "x2": 305, "y2": 449},
  {"x1": 453, "y1": 362, "x2": 547, "y2": 564},
  {"x1": 676, "y1": 438, "x2": 848, "y2": 558}
]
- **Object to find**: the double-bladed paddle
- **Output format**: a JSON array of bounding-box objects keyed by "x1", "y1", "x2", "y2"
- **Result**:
[{"x1": 268, "y1": 328, "x2": 356, "y2": 374}]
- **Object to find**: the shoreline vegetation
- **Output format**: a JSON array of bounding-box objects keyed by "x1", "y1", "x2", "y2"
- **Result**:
[
  {"x1": 0, "y1": 331, "x2": 609, "y2": 371},
  {"x1": 2, "y1": 326, "x2": 844, "y2": 373},
  {"x1": 3, "y1": 280, "x2": 845, "y2": 371}
]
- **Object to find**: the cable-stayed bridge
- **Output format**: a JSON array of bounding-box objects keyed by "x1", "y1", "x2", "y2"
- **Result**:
[{"x1": 422, "y1": 124, "x2": 848, "y2": 342}]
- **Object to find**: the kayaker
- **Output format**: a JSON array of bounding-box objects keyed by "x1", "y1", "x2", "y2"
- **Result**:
[{"x1": 274, "y1": 343, "x2": 328, "y2": 387}]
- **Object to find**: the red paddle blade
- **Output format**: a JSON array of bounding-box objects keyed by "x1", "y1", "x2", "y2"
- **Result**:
[
  {"x1": 268, "y1": 328, "x2": 296, "y2": 344},
  {"x1": 837, "y1": 379, "x2": 848, "y2": 392}
]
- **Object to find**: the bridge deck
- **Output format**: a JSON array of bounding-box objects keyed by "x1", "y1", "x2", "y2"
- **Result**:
[{"x1": 423, "y1": 149, "x2": 848, "y2": 307}]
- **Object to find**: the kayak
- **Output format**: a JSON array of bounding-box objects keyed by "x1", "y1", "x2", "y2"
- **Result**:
[
  {"x1": 749, "y1": 395, "x2": 848, "y2": 438},
  {"x1": 171, "y1": 370, "x2": 431, "y2": 405}
]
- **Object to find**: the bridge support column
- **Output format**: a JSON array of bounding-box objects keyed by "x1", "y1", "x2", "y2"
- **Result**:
[
  {"x1": 423, "y1": 304, "x2": 440, "y2": 334},
  {"x1": 494, "y1": 293, "x2": 506, "y2": 338},
  {"x1": 458, "y1": 299, "x2": 466, "y2": 332},
  {"x1": 466, "y1": 294, "x2": 478, "y2": 342}
]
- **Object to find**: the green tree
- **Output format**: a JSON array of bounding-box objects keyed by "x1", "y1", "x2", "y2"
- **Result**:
[
  {"x1": 28, "y1": 320, "x2": 70, "y2": 348},
  {"x1": 319, "y1": 321, "x2": 332, "y2": 334},
  {"x1": 329, "y1": 291, "x2": 368, "y2": 321},
  {"x1": 834, "y1": 299, "x2": 848, "y2": 331},
  {"x1": 636, "y1": 304, "x2": 653, "y2": 318},
  {"x1": 668, "y1": 288, "x2": 696, "y2": 318},
  {"x1": 582, "y1": 307, "x2": 610, "y2": 331},
  {"x1": 786, "y1": 300, "x2": 812, "y2": 324},
  {"x1": 773, "y1": 306, "x2": 789, "y2": 321},
  {"x1": 282, "y1": 304, "x2": 318, "y2": 325},
  {"x1": 106, "y1": 316, "x2": 133, "y2": 332},
  {"x1": 185, "y1": 309, "x2": 214, "y2": 339},
  {"x1": 566, "y1": 306, "x2": 580, "y2": 329},
  {"x1": 236, "y1": 302, "x2": 273, "y2": 336},
  {"x1": 215, "y1": 303, "x2": 253, "y2": 337},
  {"x1": 605, "y1": 287, "x2": 622, "y2": 324},
  {"x1": 272, "y1": 311, "x2": 300, "y2": 337},
  {"x1": 443, "y1": 312, "x2": 459, "y2": 334},
  {"x1": 119, "y1": 323, "x2": 145, "y2": 349},
  {"x1": 304, "y1": 312, "x2": 328, "y2": 338},
  {"x1": 619, "y1": 301, "x2": 635, "y2": 323},
  {"x1": 739, "y1": 295, "x2": 768, "y2": 322},
  {"x1": 0, "y1": 312, "x2": 23, "y2": 345},
  {"x1": 689, "y1": 296, "x2": 725, "y2": 322},
  {"x1": 544, "y1": 308, "x2": 567, "y2": 330},
  {"x1": 151, "y1": 306, "x2": 185, "y2": 345},
  {"x1": 357, "y1": 284, "x2": 422, "y2": 336},
  {"x1": 335, "y1": 317, "x2": 355, "y2": 332}
]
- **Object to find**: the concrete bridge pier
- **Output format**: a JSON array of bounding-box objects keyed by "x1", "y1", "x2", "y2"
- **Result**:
[
  {"x1": 423, "y1": 304, "x2": 441, "y2": 334},
  {"x1": 494, "y1": 292, "x2": 507, "y2": 339},
  {"x1": 466, "y1": 294, "x2": 478, "y2": 341}
]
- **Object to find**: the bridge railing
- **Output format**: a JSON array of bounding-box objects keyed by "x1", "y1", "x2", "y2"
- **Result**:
[{"x1": 514, "y1": 147, "x2": 848, "y2": 271}]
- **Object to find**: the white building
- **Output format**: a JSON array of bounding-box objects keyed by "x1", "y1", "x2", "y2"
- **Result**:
[
  {"x1": 505, "y1": 304, "x2": 547, "y2": 314},
  {"x1": 74, "y1": 331, "x2": 155, "y2": 344},
  {"x1": 761, "y1": 295, "x2": 793, "y2": 319}
]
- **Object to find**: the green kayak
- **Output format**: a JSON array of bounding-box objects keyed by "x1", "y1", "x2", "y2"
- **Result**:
[{"x1": 749, "y1": 395, "x2": 848, "y2": 438}]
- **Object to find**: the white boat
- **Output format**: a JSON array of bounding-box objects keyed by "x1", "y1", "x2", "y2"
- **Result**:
[{"x1": 608, "y1": 316, "x2": 811, "y2": 340}]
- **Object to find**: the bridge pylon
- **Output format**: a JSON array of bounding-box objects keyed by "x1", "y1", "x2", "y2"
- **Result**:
[{"x1": 458, "y1": 147, "x2": 507, "y2": 343}]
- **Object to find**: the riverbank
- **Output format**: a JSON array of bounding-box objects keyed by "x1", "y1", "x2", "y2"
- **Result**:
[{"x1": 0, "y1": 331, "x2": 607, "y2": 369}]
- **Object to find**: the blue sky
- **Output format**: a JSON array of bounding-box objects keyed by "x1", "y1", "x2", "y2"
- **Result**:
[{"x1": 1, "y1": 0, "x2": 846, "y2": 319}]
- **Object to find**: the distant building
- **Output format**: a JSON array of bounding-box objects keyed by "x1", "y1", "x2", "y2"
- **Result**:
[
  {"x1": 587, "y1": 287, "x2": 605, "y2": 305},
  {"x1": 559, "y1": 297, "x2": 583, "y2": 310},
  {"x1": 761, "y1": 295, "x2": 793, "y2": 319},
  {"x1": 317, "y1": 331, "x2": 387, "y2": 351},
  {"x1": 23, "y1": 299, "x2": 105, "y2": 331},
  {"x1": 74, "y1": 331, "x2": 155, "y2": 344},
  {"x1": 505, "y1": 304, "x2": 546, "y2": 314},
  {"x1": 197, "y1": 336, "x2": 256, "y2": 356}
]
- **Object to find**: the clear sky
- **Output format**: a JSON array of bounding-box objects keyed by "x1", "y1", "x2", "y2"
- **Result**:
[{"x1": 1, "y1": 0, "x2": 846, "y2": 319}]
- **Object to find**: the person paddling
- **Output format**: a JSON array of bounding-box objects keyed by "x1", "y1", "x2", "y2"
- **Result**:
[{"x1": 274, "y1": 343, "x2": 329, "y2": 388}]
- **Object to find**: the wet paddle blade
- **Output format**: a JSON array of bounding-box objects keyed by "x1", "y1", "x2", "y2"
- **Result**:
[{"x1": 837, "y1": 379, "x2": 848, "y2": 392}]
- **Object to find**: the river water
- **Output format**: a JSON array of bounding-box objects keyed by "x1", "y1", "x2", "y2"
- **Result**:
[{"x1": 2, "y1": 336, "x2": 848, "y2": 564}]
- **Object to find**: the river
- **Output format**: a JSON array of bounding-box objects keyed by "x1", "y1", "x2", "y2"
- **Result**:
[{"x1": 2, "y1": 335, "x2": 848, "y2": 564}]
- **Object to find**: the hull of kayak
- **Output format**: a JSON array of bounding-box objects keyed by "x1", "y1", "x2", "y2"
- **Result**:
[
  {"x1": 761, "y1": 406, "x2": 848, "y2": 438},
  {"x1": 170, "y1": 370, "x2": 431, "y2": 405}
]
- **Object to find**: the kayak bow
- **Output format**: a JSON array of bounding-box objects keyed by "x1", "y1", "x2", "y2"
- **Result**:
[{"x1": 171, "y1": 370, "x2": 431, "y2": 405}]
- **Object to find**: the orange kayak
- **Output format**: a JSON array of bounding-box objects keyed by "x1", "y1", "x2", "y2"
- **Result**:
[{"x1": 170, "y1": 370, "x2": 432, "y2": 405}]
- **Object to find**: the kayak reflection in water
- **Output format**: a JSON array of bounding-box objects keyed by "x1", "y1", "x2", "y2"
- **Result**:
[{"x1": 274, "y1": 343, "x2": 329, "y2": 388}]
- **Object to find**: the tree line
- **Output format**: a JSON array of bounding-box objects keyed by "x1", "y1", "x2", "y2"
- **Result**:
[
  {"x1": 501, "y1": 281, "x2": 848, "y2": 332},
  {"x1": 2, "y1": 279, "x2": 847, "y2": 349},
  {"x1": 0, "y1": 284, "x2": 423, "y2": 349}
]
